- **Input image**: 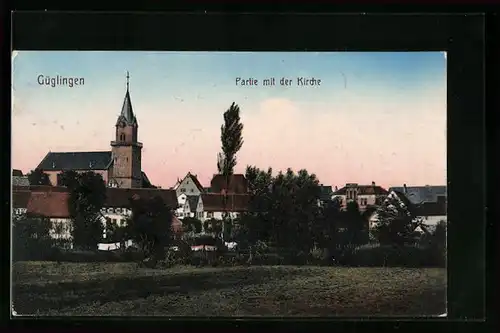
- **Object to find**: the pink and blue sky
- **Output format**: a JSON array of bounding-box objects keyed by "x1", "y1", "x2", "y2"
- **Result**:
[{"x1": 12, "y1": 51, "x2": 447, "y2": 189}]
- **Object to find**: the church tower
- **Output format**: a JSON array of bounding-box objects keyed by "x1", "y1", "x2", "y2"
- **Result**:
[{"x1": 110, "y1": 72, "x2": 143, "y2": 188}]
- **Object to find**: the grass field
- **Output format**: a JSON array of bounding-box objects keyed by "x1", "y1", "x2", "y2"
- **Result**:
[{"x1": 12, "y1": 261, "x2": 446, "y2": 317}]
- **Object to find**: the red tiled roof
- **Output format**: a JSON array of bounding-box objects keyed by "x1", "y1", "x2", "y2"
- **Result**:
[
  {"x1": 105, "y1": 188, "x2": 178, "y2": 208},
  {"x1": 13, "y1": 191, "x2": 31, "y2": 208},
  {"x1": 210, "y1": 174, "x2": 248, "y2": 194},
  {"x1": 27, "y1": 191, "x2": 71, "y2": 218},
  {"x1": 201, "y1": 193, "x2": 250, "y2": 212}
]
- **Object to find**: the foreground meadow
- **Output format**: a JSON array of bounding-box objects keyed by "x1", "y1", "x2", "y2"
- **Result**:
[{"x1": 12, "y1": 262, "x2": 446, "y2": 317}]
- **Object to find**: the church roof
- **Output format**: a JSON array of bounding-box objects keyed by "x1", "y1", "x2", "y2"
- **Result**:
[
  {"x1": 116, "y1": 89, "x2": 137, "y2": 126},
  {"x1": 37, "y1": 151, "x2": 113, "y2": 171}
]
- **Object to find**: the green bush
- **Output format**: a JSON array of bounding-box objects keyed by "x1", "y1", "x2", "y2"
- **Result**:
[{"x1": 340, "y1": 244, "x2": 445, "y2": 267}]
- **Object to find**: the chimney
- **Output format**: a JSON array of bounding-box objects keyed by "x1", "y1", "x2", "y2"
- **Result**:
[
  {"x1": 403, "y1": 184, "x2": 407, "y2": 194},
  {"x1": 372, "y1": 181, "x2": 375, "y2": 186},
  {"x1": 334, "y1": 186, "x2": 338, "y2": 191}
]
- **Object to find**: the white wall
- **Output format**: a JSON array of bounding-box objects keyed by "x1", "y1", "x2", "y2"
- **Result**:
[
  {"x1": 13, "y1": 208, "x2": 27, "y2": 216},
  {"x1": 204, "y1": 211, "x2": 241, "y2": 220},
  {"x1": 419, "y1": 215, "x2": 447, "y2": 226},
  {"x1": 176, "y1": 176, "x2": 202, "y2": 197},
  {"x1": 100, "y1": 207, "x2": 132, "y2": 227}
]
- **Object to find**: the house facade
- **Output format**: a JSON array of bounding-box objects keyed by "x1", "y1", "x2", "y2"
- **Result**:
[
  {"x1": 201, "y1": 193, "x2": 250, "y2": 220},
  {"x1": 34, "y1": 75, "x2": 154, "y2": 189},
  {"x1": 174, "y1": 172, "x2": 205, "y2": 197},
  {"x1": 387, "y1": 184, "x2": 447, "y2": 227},
  {"x1": 12, "y1": 185, "x2": 179, "y2": 248},
  {"x1": 369, "y1": 187, "x2": 447, "y2": 231},
  {"x1": 176, "y1": 194, "x2": 204, "y2": 220},
  {"x1": 332, "y1": 182, "x2": 389, "y2": 211}
]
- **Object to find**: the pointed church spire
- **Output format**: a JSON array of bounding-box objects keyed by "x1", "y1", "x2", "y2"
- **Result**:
[
  {"x1": 126, "y1": 71, "x2": 130, "y2": 91},
  {"x1": 116, "y1": 71, "x2": 137, "y2": 126}
]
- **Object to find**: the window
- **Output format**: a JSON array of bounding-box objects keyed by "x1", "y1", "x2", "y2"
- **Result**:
[
  {"x1": 180, "y1": 188, "x2": 186, "y2": 193},
  {"x1": 197, "y1": 212, "x2": 203, "y2": 219},
  {"x1": 107, "y1": 208, "x2": 114, "y2": 213},
  {"x1": 115, "y1": 208, "x2": 121, "y2": 214},
  {"x1": 207, "y1": 212, "x2": 213, "y2": 218},
  {"x1": 120, "y1": 133, "x2": 125, "y2": 141},
  {"x1": 179, "y1": 212, "x2": 184, "y2": 217},
  {"x1": 190, "y1": 189, "x2": 194, "y2": 193}
]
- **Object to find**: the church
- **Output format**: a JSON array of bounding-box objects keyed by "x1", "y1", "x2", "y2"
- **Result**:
[{"x1": 35, "y1": 73, "x2": 154, "y2": 189}]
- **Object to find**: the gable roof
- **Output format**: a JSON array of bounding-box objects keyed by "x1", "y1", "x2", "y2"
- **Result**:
[
  {"x1": 37, "y1": 151, "x2": 113, "y2": 171},
  {"x1": 13, "y1": 190, "x2": 31, "y2": 209},
  {"x1": 27, "y1": 191, "x2": 71, "y2": 218},
  {"x1": 334, "y1": 184, "x2": 389, "y2": 196},
  {"x1": 186, "y1": 195, "x2": 200, "y2": 212},
  {"x1": 201, "y1": 193, "x2": 250, "y2": 212},
  {"x1": 13, "y1": 169, "x2": 23, "y2": 177},
  {"x1": 12, "y1": 176, "x2": 30, "y2": 187},
  {"x1": 177, "y1": 172, "x2": 205, "y2": 192},
  {"x1": 389, "y1": 190, "x2": 415, "y2": 209},
  {"x1": 388, "y1": 185, "x2": 446, "y2": 204},
  {"x1": 105, "y1": 188, "x2": 178, "y2": 209},
  {"x1": 210, "y1": 174, "x2": 248, "y2": 194}
]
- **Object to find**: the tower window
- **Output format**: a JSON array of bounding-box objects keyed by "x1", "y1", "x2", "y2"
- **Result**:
[{"x1": 120, "y1": 133, "x2": 125, "y2": 141}]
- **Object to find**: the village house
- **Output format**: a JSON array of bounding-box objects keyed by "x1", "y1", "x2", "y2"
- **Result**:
[
  {"x1": 201, "y1": 193, "x2": 250, "y2": 220},
  {"x1": 368, "y1": 185, "x2": 447, "y2": 233},
  {"x1": 12, "y1": 187, "x2": 30, "y2": 217},
  {"x1": 12, "y1": 185, "x2": 179, "y2": 249},
  {"x1": 332, "y1": 182, "x2": 389, "y2": 211},
  {"x1": 176, "y1": 194, "x2": 204, "y2": 220},
  {"x1": 200, "y1": 174, "x2": 250, "y2": 220},
  {"x1": 173, "y1": 172, "x2": 205, "y2": 197},
  {"x1": 33, "y1": 74, "x2": 155, "y2": 189}
]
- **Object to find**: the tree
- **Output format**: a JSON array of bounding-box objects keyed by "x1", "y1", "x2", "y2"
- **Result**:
[
  {"x1": 217, "y1": 102, "x2": 244, "y2": 241},
  {"x1": 127, "y1": 195, "x2": 173, "y2": 261},
  {"x1": 372, "y1": 195, "x2": 423, "y2": 246},
  {"x1": 65, "y1": 171, "x2": 107, "y2": 250},
  {"x1": 13, "y1": 214, "x2": 52, "y2": 261},
  {"x1": 238, "y1": 166, "x2": 274, "y2": 245},
  {"x1": 26, "y1": 169, "x2": 51, "y2": 186},
  {"x1": 182, "y1": 217, "x2": 202, "y2": 234},
  {"x1": 344, "y1": 201, "x2": 369, "y2": 246},
  {"x1": 313, "y1": 198, "x2": 342, "y2": 255},
  {"x1": 58, "y1": 170, "x2": 79, "y2": 188},
  {"x1": 217, "y1": 102, "x2": 244, "y2": 176}
]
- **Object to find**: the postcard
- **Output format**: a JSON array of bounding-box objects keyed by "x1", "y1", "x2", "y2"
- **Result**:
[{"x1": 11, "y1": 51, "x2": 447, "y2": 317}]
